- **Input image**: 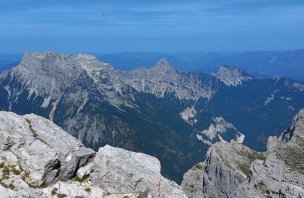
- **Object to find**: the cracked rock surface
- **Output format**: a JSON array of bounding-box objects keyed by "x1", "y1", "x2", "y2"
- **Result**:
[
  {"x1": 91, "y1": 145, "x2": 187, "y2": 198},
  {"x1": 182, "y1": 108, "x2": 304, "y2": 198},
  {"x1": 0, "y1": 111, "x2": 187, "y2": 197}
]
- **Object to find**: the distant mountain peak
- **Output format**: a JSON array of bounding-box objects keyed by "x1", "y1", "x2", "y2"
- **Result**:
[
  {"x1": 20, "y1": 51, "x2": 66, "y2": 66},
  {"x1": 152, "y1": 57, "x2": 175, "y2": 72},
  {"x1": 10, "y1": 52, "x2": 94, "y2": 100},
  {"x1": 218, "y1": 65, "x2": 248, "y2": 75},
  {"x1": 75, "y1": 53, "x2": 98, "y2": 61},
  {"x1": 216, "y1": 65, "x2": 251, "y2": 86}
]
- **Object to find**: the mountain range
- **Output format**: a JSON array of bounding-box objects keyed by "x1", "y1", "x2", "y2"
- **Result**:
[
  {"x1": 0, "y1": 51, "x2": 304, "y2": 183},
  {"x1": 1, "y1": 49, "x2": 304, "y2": 81},
  {"x1": 97, "y1": 49, "x2": 304, "y2": 81}
]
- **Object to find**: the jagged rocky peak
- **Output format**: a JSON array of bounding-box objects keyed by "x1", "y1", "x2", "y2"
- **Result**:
[
  {"x1": 279, "y1": 108, "x2": 304, "y2": 143},
  {"x1": 152, "y1": 57, "x2": 176, "y2": 72},
  {"x1": 121, "y1": 57, "x2": 217, "y2": 100},
  {"x1": 233, "y1": 108, "x2": 304, "y2": 197},
  {"x1": 4, "y1": 51, "x2": 113, "y2": 101},
  {"x1": 182, "y1": 108, "x2": 304, "y2": 198},
  {"x1": 181, "y1": 140, "x2": 265, "y2": 198},
  {"x1": 216, "y1": 65, "x2": 252, "y2": 86},
  {"x1": 6, "y1": 52, "x2": 82, "y2": 99},
  {"x1": 19, "y1": 51, "x2": 80, "y2": 73},
  {"x1": 20, "y1": 51, "x2": 107, "y2": 72},
  {"x1": 0, "y1": 111, "x2": 187, "y2": 197}
]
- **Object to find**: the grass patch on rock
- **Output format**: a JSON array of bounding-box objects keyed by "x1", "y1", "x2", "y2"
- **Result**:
[{"x1": 74, "y1": 175, "x2": 89, "y2": 183}]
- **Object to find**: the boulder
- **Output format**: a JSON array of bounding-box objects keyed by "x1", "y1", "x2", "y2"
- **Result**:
[
  {"x1": 91, "y1": 145, "x2": 187, "y2": 198},
  {"x1": 0, "y1": 111, "x2": 95, "y2": 186}
]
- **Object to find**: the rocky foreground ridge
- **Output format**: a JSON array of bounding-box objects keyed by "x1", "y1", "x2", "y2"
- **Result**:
[
  {"x1": 0, "y1": 111, "x2": 187, "y2": 198},
  {"x1": 181, "y1": 109, "x2": 304, "y2": 198}
]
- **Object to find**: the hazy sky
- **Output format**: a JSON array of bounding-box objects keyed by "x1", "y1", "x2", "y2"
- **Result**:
[{"x1": 0, "y1": 0, "x2": 303, "y2": 53}]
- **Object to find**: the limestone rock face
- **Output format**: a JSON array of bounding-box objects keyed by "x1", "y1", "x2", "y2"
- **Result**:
[
  {"x1": 0, "y1": 111, "x2": 187, "y2": 197},
  {"x1": 182, "y1": 108, "x2": 304, "y2": 198},
  {"x1": 6, "y1": 52, "x2": 108, "y2": 100},
  {"x1": 119, "y1": 58, "x2": 217, "y2": 100},
  {"x1": 0, "y1": 111, "x2": 95, "y2": 186},
  {"x1": 233, "y1": 109, "x2": 304, "y2": 198},
  {"x1": 91, "y1": 145, "x2": 187, "y2": 198},
  {"x1": 1, "y1": 52, "x2": 217, "y2": 108},
  {"x1": 216, "y1": 65, "x2": 252, "y2": 86},
  {"x1": 181, "y1": 140, "x2": 265, "y2": 198}
]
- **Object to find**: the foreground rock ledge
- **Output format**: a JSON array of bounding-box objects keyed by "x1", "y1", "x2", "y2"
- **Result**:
[{"x1": 0, "y1": 111, "x2": 187, "y2": 198}]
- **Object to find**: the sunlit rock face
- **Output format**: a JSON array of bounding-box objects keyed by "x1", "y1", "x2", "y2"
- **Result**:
[
  {"x1": 215, "y1": 65, "x2": 252, "y2": 86},
  {"x1": 233, "y1": 109, "x2": 304, "y2": 198},
  {"x1": 0, "y1": 111, "x2": 187, "y2": 198},
  {"x1": 182, "y1": 108, "x2": 304, "y2": 198}
]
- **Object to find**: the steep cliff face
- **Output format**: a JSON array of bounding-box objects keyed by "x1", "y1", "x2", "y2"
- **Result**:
[
  {"x1": 182, "y1": 108, "x2": 304, "y2": 198},
  {"x1": 233, "y1": 109, "x2": 304, "y2": 198},
  {"x1": 181, "y1": 141, "x2": 265, "y2": 198},
  {"x1": 215, "y1": 65, "x2": 252, "y2": 86},
  {"x1": 0, "y1": 111, "x2": 187, "y2": 198}
]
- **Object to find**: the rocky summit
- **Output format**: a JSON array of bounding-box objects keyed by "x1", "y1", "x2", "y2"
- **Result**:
[
  {"x1": 0, "y1": 111, "x2": 187, "y2": 198},
  {"x1": 215, "y1": 65, "x2": 252, "y2": 86},
  {"x1": 181, "y1": 140, "x2": 266, "y2": 198},
  {"x1": 181, "y1": 108, "x2": 304, "y2": 198}
]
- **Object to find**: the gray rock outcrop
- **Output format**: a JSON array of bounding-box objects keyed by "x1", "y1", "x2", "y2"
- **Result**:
[
  {"x1": 0, "y1": 111, "x2": 187, "y2": 197},
  {"x1": 181, "y1": 140, "x2": 265, "y2": 198},
  {"x1": 91, "y1": 145, "x2": 187, "y2": 198},
  {"x1": 0, "y1": 111, "x2": 95, "y2": 186},
  {"x1": 182, "y1": 108, "x2": 304, "y2": 198},
  {"x1": 232, "y1": 109, "x2": 304, "y2": 198},
  {"x1": 215, "y1": 65, "x2": 252, "y2": 86}
]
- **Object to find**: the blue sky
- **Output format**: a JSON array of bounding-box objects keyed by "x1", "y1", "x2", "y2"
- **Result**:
[{"x1": 0, "y1": 0, "x2": 303, "y2": 53}]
